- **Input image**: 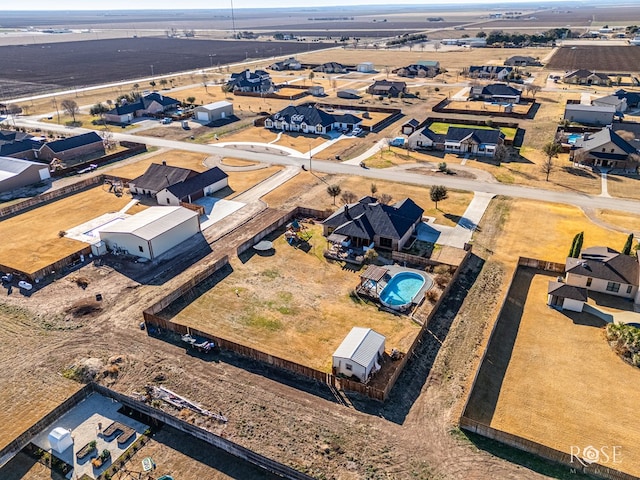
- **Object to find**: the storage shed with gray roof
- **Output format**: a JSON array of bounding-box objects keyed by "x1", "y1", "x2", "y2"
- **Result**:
[{"x1": 332, "y1": 327, "x2": 385, "y2": 383}]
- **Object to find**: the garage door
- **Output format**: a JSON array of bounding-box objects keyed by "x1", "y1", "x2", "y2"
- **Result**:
[{"x1": 196, "y1": 111, "x2": 209, "y2": 122}]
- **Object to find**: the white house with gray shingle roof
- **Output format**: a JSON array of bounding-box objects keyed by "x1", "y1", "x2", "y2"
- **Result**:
[
  {"x1": 332, "y1": 327, "x2": 385, "y2": 382},
  {"x1": 548, "y1": 246, "x2": 640, "y2": 311}
]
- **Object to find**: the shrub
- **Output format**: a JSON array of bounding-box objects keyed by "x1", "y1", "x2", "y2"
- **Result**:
[
  {"x1": 426, "y1": 290, "x2": 439, "y2": 303},
  {"x1": 434, "y1": 273, "x2": 451, "y2": 287},
  {"x1": 433, "y1": 264, "x2": 451, "y2": 275}
]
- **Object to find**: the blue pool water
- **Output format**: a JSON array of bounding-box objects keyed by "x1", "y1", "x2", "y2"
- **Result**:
[
  {"x1": 567, "y1": 133, "x2": 582, "y2": 144},
  {"x1": 379, "y1": 272, "x2": 426, "y2": 307}
]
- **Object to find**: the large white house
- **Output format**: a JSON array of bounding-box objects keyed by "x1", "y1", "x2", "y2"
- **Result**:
[
  {"x1": 332, "y1": 327, "x2": 386, "y2": 383},
  {"x1": 99, "y1": 206, "x2": 201, "y2": 260},
  {"x1": 548, "y1": 246, "x2": 640, "y2": 312}
]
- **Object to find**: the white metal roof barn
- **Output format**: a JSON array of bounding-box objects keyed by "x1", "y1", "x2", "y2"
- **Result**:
[
  {"x1": 332, "y1": 327, "x2": 386, "y2": 383},
  {"x1": 99, "y1": 206, "x2": 200, "y2": 260}
]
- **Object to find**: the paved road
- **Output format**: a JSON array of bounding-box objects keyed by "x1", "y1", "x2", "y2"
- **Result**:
[{"x1": 12, "y1": 117, "x2": 640, "y2": 215}]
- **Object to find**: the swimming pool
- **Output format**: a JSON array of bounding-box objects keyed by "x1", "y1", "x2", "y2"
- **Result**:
[
  {"x1": 567, "y1": 133, "x2": 583, "y2": 144},
  {"x1": 379, "y1": 271, "x2": 426, "y2": 309}
]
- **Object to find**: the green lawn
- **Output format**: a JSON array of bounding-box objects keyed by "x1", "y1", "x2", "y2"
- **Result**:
[{"x1": 429, "y1": 122, "x2": 517, "y2": 141}]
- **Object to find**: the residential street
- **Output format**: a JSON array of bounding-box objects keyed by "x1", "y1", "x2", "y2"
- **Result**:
[{"x1": 13, "y1": 116, "x2": 640, "y2": 216}]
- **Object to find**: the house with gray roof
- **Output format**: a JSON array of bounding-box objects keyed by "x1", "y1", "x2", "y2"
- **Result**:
[
  {"x1": 504, "y1": 56, "x2": 541, "y2": 67},
  {"x1": 130, "y1": 161, "x2": 228, "y2": 205},
  {"x1": 313, "y1": 62, "x2": 348, "y2": 74},
  {"x1": 407, "y1": 127, "x2": 444, "y2": 150},
  {"x1": 36, "y1": 132, "x2": 105, "y2": 163},
  {"x1": 104, "y1": 93, "x2": 181, "y2": 124},
  {"x1": 322, "y1": 196, "x2": 424, "y2": 251},
  {"x1": 548, "y1": 246, "x2": 640, "y2": 311},
  {"x1": 444, "y1": 127, "x2": 505, "y2": 157},
  {"x1": 367, "y1": 80, "x2": 407, "y2": 98},
  {"x1": 563, "y1": 69, "x2": 611, "y2": 86},
  {"x1": 332, "y1": 327, "x2": 385, "y2": 383},
  {"x1": 470, "y1": 83, "x2": 522, "y2": 103},
  {"x1": 0, "y1": 130, "x2": 44, "y2": 160},
  {"x1": 264, "y1": 104, "x2": 362, "y2": 135},
  {"x1": 393, "y1": 61, "x2": 440, "y2": 78},
  {"x1": 226, "y1": 69, "x2": 274, "y2": 94},
  {"x1": 269, "y1": 57, "x2": 301, "y2": 71},
  {"x1": 614, "y1": 89, "x2": 640, "y2": 109},
  {"x1": 468, "y1": 66, "x2": 513, "y2": 80},
  {"x1": 592, "y1": 94, "x2": 628, "y2": 113},
  {"x1": 571, "y1": 128, "x2": 638, "y2": 170}
]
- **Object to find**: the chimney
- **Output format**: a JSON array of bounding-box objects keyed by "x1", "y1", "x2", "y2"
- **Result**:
[
  {"x1": 162, "y1": 160, "x2": 167, "y2": 166},
  {"x1": 344, "y1": 204, "x2": 350, "y2": 219}
]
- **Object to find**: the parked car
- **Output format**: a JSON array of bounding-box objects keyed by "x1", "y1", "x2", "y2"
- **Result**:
[
  {"x1": 1, "y1": 273, "x2": 13, "y2": 283},
  {"x1": 162, "y1": 117, "x2": 172, "y2": 124},
  {"x1": 18, "y1": 280, "x2": 33, "y2": 290}
]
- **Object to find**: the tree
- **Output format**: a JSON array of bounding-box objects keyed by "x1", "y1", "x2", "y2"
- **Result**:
[
  {"x1": 159, "y1": 79, "x2": 168, "y2": 89},
  {"x1": 186, "y1": 96, "x2": 196, "y2": 105},
  {"x1": 622, "y1": 233, "x2": 634, "y2": 255},
  {"x1": 438, "y1": 162, "x2": 447, "y2": 172},
  {"x1": 327, "y1": 184, "x2": 341, "y2": 205},
  {"x1": 477, "y1": 30, "x2": 487, "y2": 38},
  {"x1": 430, "y1": 185, "x2": 448, "y2": 209},
  {"x1": 494, "y1": 144, "x2": 509, "y2": 165},
  {"x1": 60, "y1": 99, "x2": 79, "y2": 123},
  {"x1": 149, "y1": 80, "x2": 157, "y2": 90},
  {"x1": 90, "y1": 103, "x2": 108, "y2": 116},
  {"x1": 528, "y1": 84, "x2": 541, "y2": 98},
  {"x1": 370, "y1": 182, "x2": 378, "y2": 197},
  {"x1": 340, "y1": 191, "x2": 357, "y2": 204},
  {"x1": 379, "y1": 193, "x2": 393, "y2": 204},
  {"x1": 308, "y1": 71, "x2": 315, "y2": 83},
  {"x1": 433, "y1": 41, "x2": 441, "y2": 52},
  {"x1": 201, "y1": 73, "x2": 209, "y2": 93},
  {"x1": 132, "y1": 83, "x2": 139, "y2": 92},
  {"x1": 541, "y1": 141, "x2": 562, "y2": 181},
  {"x1": 569, "y1": 231, "x2": 584, "y2": 258}
]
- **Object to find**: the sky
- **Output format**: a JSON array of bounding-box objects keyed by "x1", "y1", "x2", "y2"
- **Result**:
[{"x1": 3, "y1": 0, "x2": 577, "y2": 11}]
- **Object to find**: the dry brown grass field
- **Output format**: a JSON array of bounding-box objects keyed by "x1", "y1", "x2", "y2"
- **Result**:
[
  {"x1": 487, "y1": 199, "x2": 628, "y2": 267},
  {"x1": 0, "y1": 186, "x2": 147, "y2": 275},
  {"x1": 606, "y1": 174, "x2": 640, "y2": 201},
  {"x1": 594, "y1": 209, "x2": 640, "y2": 233},
  {"x1": 488, "y1": 272, "x2": 640, "y2": 477},
  {"x1": 444, "y1": 100, "x2": 531, "y2": 115},
  {"x1": 170, "y1": 224, "x2": 422, "y2": 372},
  {"x1": 220, "y1": 158, "x2": 259, "y2": 167}
]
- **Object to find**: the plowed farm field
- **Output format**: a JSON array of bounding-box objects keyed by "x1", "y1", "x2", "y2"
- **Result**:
[
  {"x1": 545, "y1": 46, "x2": 640, "y2": 72},
  {"x1": 0, "y1": 37, "x2": 328, "y2": 98}
]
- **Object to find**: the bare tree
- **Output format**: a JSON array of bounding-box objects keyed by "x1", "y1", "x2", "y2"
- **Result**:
[
  {"x1": 379, "y1": 193, "x2": 393, "y2": 204},
  {"x1": 528, "y1": 84, "x2": 541, "y2": 98},
  {"x1": 61, "y1": 99, "x2": 79, "y2": 124},
  {"x1": 201, "y1": 73, "x2": 209, "y2": 93},
  {"x1": 340, "y1": 191, "x2": 357, "y2": 204},
  {"x1": 370, "y1": 182, "x2": 378, "y2": 197},
  {"x1": 6, "y1": 104, "x2": 21, "y2": 126},
  {"x1": 494, "y1": 144, "x2": 509, "y2": 165},
  {"x1": 433, "y1": 41, "x2": 441, "y2": 52}
]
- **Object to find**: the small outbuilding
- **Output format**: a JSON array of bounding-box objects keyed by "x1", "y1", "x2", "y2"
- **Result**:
[
  {"x1": 547, "y1": 281, "x2": 588, "y2": 312},
  {"x1": 193, "y1": 101, "x2": 234, "y2": 123},
  {"x1": 99, "y1": 206, "x2": 200, "y2": 260},
  {"x1": 48, "y1": 427, "x2": 73, "y2": 454},
  {"x1": 0, "y1": 156, "x2": 50, "y2": 193},
  {"x1": 357, "y1": 62, "x2": 375, "y2": 73},
  {"x1": 332, "y1": 327, "x2": 385, "y2": 383}
]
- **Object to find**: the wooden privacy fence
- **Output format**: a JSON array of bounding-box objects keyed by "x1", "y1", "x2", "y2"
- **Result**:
[
  {"x1": 143, "y1": 208, "x2": 469, "y2": 401},
  {"x1": 0, "y1": 382, "x2": 313, "y2": 480},
  {"x1": 50, "y1": 143, "x2": 147, "y2": 177},
  {"x1": 92, "y1": 384, "x2": 315, "y2": 480},
  {"x1": 458, "y1": 258, "x2": 638, "y2": 480},
  {"x1": 392, "y1": 251, "x2": 460, "y2": 268},
  {"x1": 517, "y1": 256, "x2": 565, "y2": 273},
  {"x1": 459, "y1": 417, "x2": 636, "y2": 480},
  {"x1": 0, "y1": 175, "x2": 103, "y2": 219}
]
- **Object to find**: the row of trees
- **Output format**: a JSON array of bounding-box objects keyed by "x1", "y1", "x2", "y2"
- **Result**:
[
  {"x1": 484, "y1": 28, "x2": 575, "y2": 46},
  {"x1": 325, "y1": 182, "x2": 448, "y2": 210},
  {"x1": 570, "y1": 232, "x2": 636, "y2": 258}
]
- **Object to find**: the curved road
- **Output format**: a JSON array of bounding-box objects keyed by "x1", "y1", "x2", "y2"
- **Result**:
[{"x1": 12, "y1": 117, "x2": 640, "y2": 215}]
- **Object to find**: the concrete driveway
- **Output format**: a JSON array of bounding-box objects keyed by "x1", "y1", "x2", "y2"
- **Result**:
[{"x1": 416, "y1": 192, "x2": 495, "y2": 248}]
